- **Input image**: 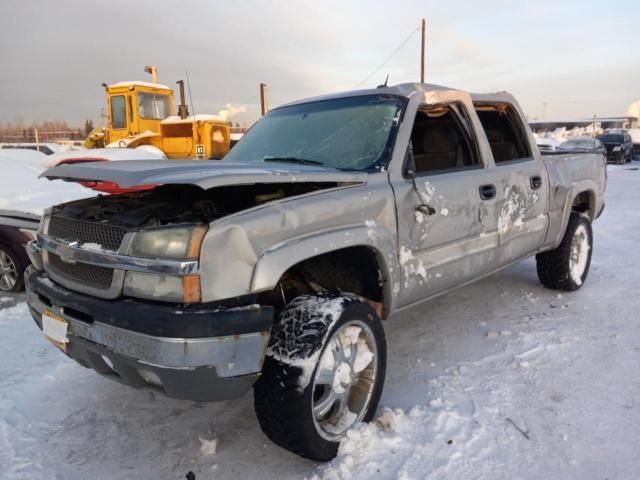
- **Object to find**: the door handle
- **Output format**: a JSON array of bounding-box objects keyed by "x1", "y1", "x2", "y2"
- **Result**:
[
  {"x1": 415, "y1": 204, "x2": 436, "y2": 216},
  {"x1": 530, "y1": 175, "x2": 543, "y2": 190},
  {"x1": 479, "y1": 184, "x2": 496, "y2": 200}
]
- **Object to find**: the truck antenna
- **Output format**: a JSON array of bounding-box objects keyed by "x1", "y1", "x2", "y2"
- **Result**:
[{"x1": 185, "y1": 70, "x2": 196, "y2": 119}]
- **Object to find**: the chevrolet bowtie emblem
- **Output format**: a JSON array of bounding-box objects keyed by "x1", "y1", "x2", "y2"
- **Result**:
[{"x1": 59, "y1": 241, "x2": 79, "y2": 264}]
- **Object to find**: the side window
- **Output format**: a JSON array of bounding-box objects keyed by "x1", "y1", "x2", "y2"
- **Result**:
[
  {"x1": 110, "y1": 95, "x2": 126, "y2": 130},
  {"x1": 409, "y1": 104, "x2": 480, "y2": 174},
  {"x1": 474, "y1": 104, "x2": 532, "y2": 163}
]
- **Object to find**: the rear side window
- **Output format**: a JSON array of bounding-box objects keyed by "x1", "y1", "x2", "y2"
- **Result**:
[
  {"x1": 110, "y1": 95, "x2": 126, "y2": 129},
  {"x1": 409, "y1": 104, "x2": 481, "y2": 174},
  {"x1": 474, "y1": 104, "x2": 531, "y2": 163}
]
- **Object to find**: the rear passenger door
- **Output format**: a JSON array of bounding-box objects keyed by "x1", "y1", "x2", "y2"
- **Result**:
[
  {"x1": 393, "y1": 102, "x2": 501, "y2": 308},
  {"x1": 473, "y1": 103, "x2": 549, "y2": 265}
]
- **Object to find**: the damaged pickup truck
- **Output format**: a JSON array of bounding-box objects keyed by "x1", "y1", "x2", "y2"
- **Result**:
[{"x1": 25, "y1": 83, "x2": 606, "y2": 461}]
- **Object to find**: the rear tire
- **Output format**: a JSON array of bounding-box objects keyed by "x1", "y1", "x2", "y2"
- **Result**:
[
  {"x1": 536, "y1": 212, "x2": 592, "y2": 291},
  {"x1": 254, "y1": 294, "x2": 386, "y2": 461},
  {"x1": 0, "y1": 245, "x2": 24, "y2": 293}
]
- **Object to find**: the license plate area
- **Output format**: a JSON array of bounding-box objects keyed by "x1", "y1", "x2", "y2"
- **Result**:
[{"x1": 42, "y1": 309, "x2": 69, "y2": 351}]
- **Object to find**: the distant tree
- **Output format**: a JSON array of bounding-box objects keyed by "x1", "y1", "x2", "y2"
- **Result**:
[{"x1": 84, "y1": 119, "x2": 94, "y2": 136}]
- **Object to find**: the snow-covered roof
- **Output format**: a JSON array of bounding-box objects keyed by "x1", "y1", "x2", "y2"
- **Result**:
[
  {"x1": 109, "y1": 81, "x2": 172, "y2": 90},
  {"x1": 279, "y1": 83, "x2": 455, "y2": 109},
  {"x1": 160, "y1": 114, "x2": 227, "y2": 124}
]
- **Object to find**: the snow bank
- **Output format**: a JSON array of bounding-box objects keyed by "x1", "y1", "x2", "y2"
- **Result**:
[
  {"x1": 0, "y1": 153, "x2": 93, "y2": 215},
  {"x1": 533, "y1": 125, "x2": 604, "y2": 145}
]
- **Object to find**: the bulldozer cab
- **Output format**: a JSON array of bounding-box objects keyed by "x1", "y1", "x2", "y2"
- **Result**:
[
  {"x1": 85, "y1": 66, "x2": 232, "y2": 159},
  {"x1": 106, "y1": 82, "x2": 174, "y2": 145}
]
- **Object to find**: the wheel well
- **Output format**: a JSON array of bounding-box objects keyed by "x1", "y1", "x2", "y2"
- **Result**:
[
  {"x1": 571, "y1": 190, "x2": 594, "y2": 218},
  {"x1": 258, "y1": 246, "x2": 387, "y2": 318}
]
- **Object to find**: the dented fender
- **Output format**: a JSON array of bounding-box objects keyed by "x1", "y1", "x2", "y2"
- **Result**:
[
  {"x1": 250, "y1": 224, "x2": 400, "y2": 317},
  {"x1": 196, "y1": 174, "x2": 399, "y2": 306}
]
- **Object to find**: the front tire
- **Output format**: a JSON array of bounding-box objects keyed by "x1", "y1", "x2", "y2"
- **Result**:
[
  {"x1": 254, "y1": 294, "x2": 386, "y2": 461},
  {"x1": 536, "y1": 212, "x2": 593, "y2": 291}
]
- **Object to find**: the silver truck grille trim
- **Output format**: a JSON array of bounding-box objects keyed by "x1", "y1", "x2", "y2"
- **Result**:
[
  {"x1": 38, "y1": 233, "x2": 199, "y2": 275},
  {"x1": 48, "y1": 215, "x2": 127, "y2": 252},
  {"x1": 42, "y1": 250, "x2": 125, "y2": 299}
]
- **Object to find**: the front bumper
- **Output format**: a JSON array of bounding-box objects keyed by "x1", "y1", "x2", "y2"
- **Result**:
[
  {"x1": 25, "y1": 267, "x2": 274, "y2": 402},
  {"x1": 605, "y1": 151, "x2": 624, "y2": 163}
]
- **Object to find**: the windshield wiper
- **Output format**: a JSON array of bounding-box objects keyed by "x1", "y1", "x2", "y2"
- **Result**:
[{"x1": 263, "y1": 156, "x2": 324, "y2": 166}]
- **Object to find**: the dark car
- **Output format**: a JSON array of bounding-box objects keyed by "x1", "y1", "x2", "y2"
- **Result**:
[
  {"x1": 557, "y1": 137, "x2": 606, "y2": 155},
  {"x1": 597, "y1": 131, "x2": 634, "y2": 164},
  {"x1": 0, "y1": 150, "x2": 92, "y2": 292},
  {"x1": 0, "y1": 211, "x2": 39, "y2": 292}
]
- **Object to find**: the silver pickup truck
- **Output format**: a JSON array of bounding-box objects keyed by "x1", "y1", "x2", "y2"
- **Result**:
[{"x1": 25, "y1": 83, "x2": 606, "y2": 460}]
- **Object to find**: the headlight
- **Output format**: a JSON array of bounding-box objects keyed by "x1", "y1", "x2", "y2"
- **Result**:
[
  {"x1": 123, "y1": 272, "x2": 201, "y2": 303},
  {"x1": 129, "y1": 225, "x2": 207, "y2": 259},
  {"x1": 124, "y1": 225, "x2": 207, "y2": 303},
  {"x1": 613, "y1": 146, "x2": 621, "y2": 152}
]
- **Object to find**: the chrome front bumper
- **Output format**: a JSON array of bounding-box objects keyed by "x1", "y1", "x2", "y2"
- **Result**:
[{"x1": 25, "y1": 267, "x2": 273, "y2": 402}]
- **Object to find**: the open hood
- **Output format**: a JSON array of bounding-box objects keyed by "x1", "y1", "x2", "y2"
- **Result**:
[{"x1": 41, "y1": 160, "x2": 368, "y2": 190}]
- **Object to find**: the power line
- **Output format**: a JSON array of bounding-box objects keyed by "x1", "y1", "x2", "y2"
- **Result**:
[{"x1": 355, "y1": 24, "x2": 421, "y2": 88}]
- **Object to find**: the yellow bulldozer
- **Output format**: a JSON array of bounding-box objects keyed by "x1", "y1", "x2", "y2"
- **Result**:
[{"x1": 84, "y1": 66, "x2": 231, "y2": 160}]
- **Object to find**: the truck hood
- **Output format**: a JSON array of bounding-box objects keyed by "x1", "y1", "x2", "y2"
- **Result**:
[{"x1": 41, "y1": 160, "x2": 368, "y2": 189}]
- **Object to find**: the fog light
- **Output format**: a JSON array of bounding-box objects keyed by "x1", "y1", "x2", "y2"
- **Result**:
[
  {"x1": 138, "y1": 369, "x2": 162, "y2": 387},
  {"x1": 101, "y1": 355, "x2": 115, "y2": 370}
]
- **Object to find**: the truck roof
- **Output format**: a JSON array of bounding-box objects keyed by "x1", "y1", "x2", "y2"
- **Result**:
[{"x1": 279, "y1": 82, "x2": 519, "y2": 110}]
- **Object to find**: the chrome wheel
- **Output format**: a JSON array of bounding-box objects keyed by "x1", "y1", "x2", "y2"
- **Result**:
[
  {"x1": 0, "y1": 248, "x2": 18, "y2": 291},
  {"x1": 311, "y1": 319, "x2": 378, "y2": 440}
]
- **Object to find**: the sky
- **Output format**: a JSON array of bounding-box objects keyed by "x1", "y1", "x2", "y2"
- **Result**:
[{"x1": 0, "y1": 0, "x2": 638, "y2": 127}]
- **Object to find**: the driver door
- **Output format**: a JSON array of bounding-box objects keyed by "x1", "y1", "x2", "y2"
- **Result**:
[{"x1": 394, "y1": 103, "x2": 500, "y2": 308}]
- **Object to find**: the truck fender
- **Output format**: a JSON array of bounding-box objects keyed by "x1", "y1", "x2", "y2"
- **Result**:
[
  {"x1": 250, "y1": 225, "x2": 400, "y2": 317},
  {"x1": 551, "y1": 181, "x2": 597, "y2": 247}
]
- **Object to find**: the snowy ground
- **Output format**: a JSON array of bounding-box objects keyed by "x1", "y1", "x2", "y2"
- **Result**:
[{"x1": 1, "y1": 163, "x2": 640, "y2": 480}]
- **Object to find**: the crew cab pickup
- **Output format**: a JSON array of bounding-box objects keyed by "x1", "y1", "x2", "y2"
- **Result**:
[{"x1": 25, "y1": 83, "x2": 606, "y2": 461}]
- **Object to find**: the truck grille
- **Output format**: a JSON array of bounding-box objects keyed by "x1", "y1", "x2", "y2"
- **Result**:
[
  {"x1": 48, "y1": 252, "x2": 114, "y2": 290},
  {"x1": 49, "y1": 216, "x2": 127, "y2": 252}
]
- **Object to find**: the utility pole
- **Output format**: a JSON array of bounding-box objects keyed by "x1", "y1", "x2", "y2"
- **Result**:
[
  {"x1": 420, "y1": 18, "x2": 426, "y2": 83},
  {"x1": 260, "y1": 83, "x2": 269, "y2": 116},
  {"x1": 592, "y1": 114, "x2": 597, "y2": 138}
]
